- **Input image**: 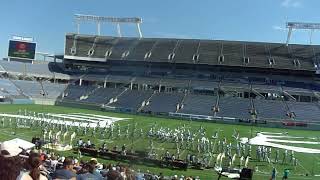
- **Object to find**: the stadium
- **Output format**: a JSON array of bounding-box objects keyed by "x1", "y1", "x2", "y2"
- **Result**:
[{"x1": 1, "y1": 9, "x2": 320, "y2": 180}]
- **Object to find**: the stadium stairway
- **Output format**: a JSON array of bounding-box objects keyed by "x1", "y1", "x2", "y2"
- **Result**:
[
  {"x1": 79, "y1": 87, "x2": 124, "y2": 105},
  {"x1": 137, "y1": 91, "x2": 156, "y2": 112},
  {"x1": 105, "y1": 88, "x2": 129, "y2": 106},
  {"x1": 176, "y1": 92, "x2": 188, "y2": 113},
  {"x1": 108, "y1": 89, "x2": 154, "y2": 112},
  {"x1": 141, "y1": 92, "x2": 184, "y2": 114}
]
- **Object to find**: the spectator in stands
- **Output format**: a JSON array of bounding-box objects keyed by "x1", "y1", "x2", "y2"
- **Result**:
[
  {"x1": 106, "y1": 169, "x2": 122, "y2": 180},
  {"x1": 99, "y1": 163, "x2": 110, "y2": 177},
  {"x1": 157, "y1": 172, "x2": 164, "y2": 180},
  {"x1": 0, "y1": 143, "x2": 23, "y2": 180},
  {"x1": 172, "y1": 174, "x2": 178, "y2": 180},
  {"x1": 77, "y1": 160, "x2": 103, "y2": 180},
  {"x1": 125, "y1": 168, "x2": 135, "y2": 180},
  {"x1": 0, "y1": 155, "x2": 22, "y2": 180},
  {"x1": 50, "y1": 155, "x2": 59, "y2": 172},
  {"x1": 17, "y1": 153, "x2": 48, "y2": 180},
  {"x1": 52, "y1": 157, "x2": 76, "y2": 180},
  {"x1": 119, "y1": 166, "x2": 128, "y2": 179}
]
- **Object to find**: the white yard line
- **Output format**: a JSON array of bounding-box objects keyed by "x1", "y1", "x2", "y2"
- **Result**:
[
  {"x1": 70, "y1": 113, "x2": 130, "y2": 120},
  {"x1": 0, "y1": 113, "x2": 126, "y2": 128},
  {"x1": 243, "y1": 132, "x2": 320, "y2": 153},
  {"x1": 48, "y1": 114, "x2": 117, "y2": 123}
]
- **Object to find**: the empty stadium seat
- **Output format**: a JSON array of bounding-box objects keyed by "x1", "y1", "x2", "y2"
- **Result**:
[
  {"x1": 80, "y1": 87, "x2": 123, "y2": 104},
  {"x1": 142, "y1": 92, "x2": 184, "y2": 113},
  {"x1": 179, "y1": 94, "x2": 216, "y2": 115},
  {"x1": 109, "y1": 89, "x2": 154, "y2": 111},
  {"x1": 217, "y1": 97, "x2": 251, "y2": 119}
]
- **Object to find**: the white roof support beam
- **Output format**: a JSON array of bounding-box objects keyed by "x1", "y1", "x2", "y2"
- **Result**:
[
  {"x1": 74, "y1": 14, "x2": 143, "y2": 38},
  {"x1": 286, "y1": 22, "x2": 320, "y2": 46}
]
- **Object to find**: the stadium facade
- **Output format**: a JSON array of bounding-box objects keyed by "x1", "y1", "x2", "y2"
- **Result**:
[{"x1": 1, "y1": 33, "x2": 320, "y2": 129}]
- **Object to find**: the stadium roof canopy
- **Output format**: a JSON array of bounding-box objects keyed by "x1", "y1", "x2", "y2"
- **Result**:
[{"x1": 64, "y1": 33, "x2": 320, "y2": 72}]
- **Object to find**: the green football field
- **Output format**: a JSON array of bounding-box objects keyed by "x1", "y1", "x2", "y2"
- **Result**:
[{"x1": 0, "y1": 104, "x2": 319, "y2": 180}]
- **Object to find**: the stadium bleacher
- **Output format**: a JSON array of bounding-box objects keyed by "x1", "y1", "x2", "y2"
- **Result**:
[
  {"x1": 179, "y1": 94, "x2": 216, "y2": 115},
  {"x1": 13, "y1": 80, "x2": 42, "y2": 98},
  {"x1": 217, "y1": 97, "x2": 252, "y2": 119},
  {"x1": 142, "y1": 92, "x2": 185, "y2": 113},
  {"x1": 254, "y1": 99, "x2": 287, "y2": 120},
  {"x1": 148, "y1": 39, "x2": 178, "y2": 62},
  {"x1": 197, "y1": 40, "x2": 221, "y2": 65},
  {"x1": 126, "y1": 39, "x2": 156, "y2": 61},
  {"x1": 288, "y1": 101, "x2": 320, "y2": 121},
  {"x1": 41, "y1": 82, "x2": 67, "y2": 99},
  {"x1": 80, "y1": 87, "x2": 124, "y2": 104},
  {"x1": 0, "y1": 60, "x2": 26, "y2": 76},
  {"x1": 174, "y1": 40, "x2": 199, "y2": 64},
  {"x1": 64, "y1": 34, "x2": 319, "y2": 71},
  {"x1": 0, "y1": 32, "x2": 319, "y2": 127},
  {"x1": 0, "y1": 60, "x2": 56, "y2": 78},
  {"x1": 109, "y1": 89, "x2": 154, "y2": 111},
  {"x1": 0, "y1": 78, "x2": 21, "y2": 96},
  {"x1": 62, "y1": 84, "x2": 96, "y2": 102},
  {"x1": 13, "y1": 80, "x2": 67, "y2": 99}
]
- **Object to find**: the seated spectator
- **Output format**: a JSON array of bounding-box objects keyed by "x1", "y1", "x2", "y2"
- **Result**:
[
  {"x1": 77, "y1": 160, "x2": 103, "y2": 180},
  {"x1": 52, "y1": 157, "x2": 77, "y2": 180},
  {"x1": 106, "y1": 169, "x2": 122, "y2": 180},
  {"x1": 50, "y1": 155, "x2": 59, "y2": 171},
  {"x1": 0, "y1": 154, "x2": 22, "y2": 180},
  {"x1": 18, "y1": 153, "x2": 48, "y2": 180},
  {"x1": 99, "y1": 163, "x2": 110, "y2": 177},
  {"x1": 0, "y1": 143, "x2": 23, "y2": 180},
  {"x1": 135, "y1": 169, "x2": 144, "y2": 180}
]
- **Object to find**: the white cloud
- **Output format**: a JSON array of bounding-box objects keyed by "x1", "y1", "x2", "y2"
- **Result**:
[
  {"x1": 281, "y1": 0, "x2": 302, "y2": 8},
  {"x1": 272, "y1": 25, "x2": 287, "y2": 31}
]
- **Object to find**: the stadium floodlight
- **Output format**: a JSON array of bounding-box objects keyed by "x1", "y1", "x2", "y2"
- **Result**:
[
  {"x1": 74, "y1": 14, "x2": 143, "y2": 38},
  {"x1": 286, "y1": 22, "x2": 320, "y2": 45}
]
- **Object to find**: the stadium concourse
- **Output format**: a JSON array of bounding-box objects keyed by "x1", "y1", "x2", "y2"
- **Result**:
[{"x1": 0, "y1": 33, "x2": 320, "y2": 179}]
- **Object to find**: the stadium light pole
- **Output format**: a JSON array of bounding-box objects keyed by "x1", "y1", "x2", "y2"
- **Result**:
[
  {"x1": 74, "y1": 14, "x2": 143, "y2": 38},
  {"x1": 286, "y1": 22, "x2": 320, "y2": 45}
]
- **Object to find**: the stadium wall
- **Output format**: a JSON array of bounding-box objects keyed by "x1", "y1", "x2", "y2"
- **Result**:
[
  {"x1": 54, "y1": 101, "x2": 320, "y2": 131},
  {"x1": 32, "y1": 98, "x2": 56, "y2": 105},
  {"x1": 11, "y1": 98, "x2": 34, "y2": 104},
  {"x1": 55, "y1": 100, "x2": 101, "y2": 110}
]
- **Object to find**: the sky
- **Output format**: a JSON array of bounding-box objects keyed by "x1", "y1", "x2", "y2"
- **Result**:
[{"x1": 1, "y1": 0, "x2": 320, "y2": 58}]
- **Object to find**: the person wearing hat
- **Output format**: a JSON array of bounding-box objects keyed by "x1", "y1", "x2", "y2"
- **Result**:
[{"x1": 52, "y1": 157, "x2": 77, "y2": 180}]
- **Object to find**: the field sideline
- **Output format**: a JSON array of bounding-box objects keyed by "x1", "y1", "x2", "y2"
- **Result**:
[{"x1": 0, "y1": 104, "x2": 319, "y2": 180}]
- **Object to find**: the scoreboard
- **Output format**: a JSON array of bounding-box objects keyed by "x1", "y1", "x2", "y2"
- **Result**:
[{"x1": 8, "y1": 40, "x2": 36, "y2": 60}]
